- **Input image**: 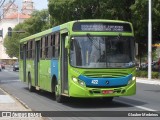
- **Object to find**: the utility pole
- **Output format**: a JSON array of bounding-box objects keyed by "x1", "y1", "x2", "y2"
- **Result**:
[
  {"x1": 148, "y1": 0, "x2": 152, "y2": 80},
  {"x1": 17, "y1": 9, "x2": 20, "y2": 24}
]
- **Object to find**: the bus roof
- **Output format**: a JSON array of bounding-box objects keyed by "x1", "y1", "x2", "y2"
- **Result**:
[{"x1": 20, "y1": 19, "x2": 132, "y2": 43}]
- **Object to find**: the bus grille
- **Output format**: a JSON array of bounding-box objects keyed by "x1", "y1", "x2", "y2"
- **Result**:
[
  {"x1": 86, "y1": 85, "x2": 126, "y2": 88},
  {"x1": 82, "y1": 71, "x2": 129, "y2": 78}
]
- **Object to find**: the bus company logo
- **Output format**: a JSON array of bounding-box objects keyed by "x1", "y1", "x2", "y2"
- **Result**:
[{"x1": 106, "y1": 81, "x2": 109, "y2": 85}]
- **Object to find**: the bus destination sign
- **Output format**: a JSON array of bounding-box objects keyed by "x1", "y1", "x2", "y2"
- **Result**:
[{"x1": 73, "y1": 22, "x2": 132, "y2": 32}]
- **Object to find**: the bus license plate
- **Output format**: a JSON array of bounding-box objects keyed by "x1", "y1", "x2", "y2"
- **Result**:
[{"x1": 102, "y1": 90, "x2": 113, "y2": 94}]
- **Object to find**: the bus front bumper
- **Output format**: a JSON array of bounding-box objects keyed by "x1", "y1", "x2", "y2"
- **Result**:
[{"x1": 69, "y1": 80, "x2": 136, "y2": 98}]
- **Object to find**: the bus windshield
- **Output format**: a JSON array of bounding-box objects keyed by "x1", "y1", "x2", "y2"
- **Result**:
[{"x1": 70, "y1": 36, "x2": 135, "y2": 68}]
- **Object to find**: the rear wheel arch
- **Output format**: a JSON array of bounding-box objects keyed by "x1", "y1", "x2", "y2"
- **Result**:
[
  {"x1": 51, "y1": 75, "x2": 57, "y2": 93},
  {"x1": 28, "y1": 72, "x2": 31, "y2": 81},
  {"x1": 28, "y1": 71, "x2": 34, "y2": 92}
]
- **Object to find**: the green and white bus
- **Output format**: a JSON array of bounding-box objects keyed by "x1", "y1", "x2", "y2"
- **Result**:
[{"x1": 19, "y1": 19, "x2": 136, "y2": 102}]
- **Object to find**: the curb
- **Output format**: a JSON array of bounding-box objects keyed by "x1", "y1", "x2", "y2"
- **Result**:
[
  {"x1": 136, "y1": 77, "x2": 160, "y2": 85},
  {"x1": 0, "y1": 87, "x2": 31, "y2": 111}
]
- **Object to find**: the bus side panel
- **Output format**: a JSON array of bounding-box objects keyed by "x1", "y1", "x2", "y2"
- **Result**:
[
  {"x1": 51, "y1": 59, "x2": 58, "y2": 82},
  {"x1": 39, "y1": 60, "x2": 51, "y2": 91}
]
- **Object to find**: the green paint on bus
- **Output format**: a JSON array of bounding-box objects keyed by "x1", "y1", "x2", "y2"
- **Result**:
[{"x1": 19, "y1": 19, "x2": 136, "y2": 103}]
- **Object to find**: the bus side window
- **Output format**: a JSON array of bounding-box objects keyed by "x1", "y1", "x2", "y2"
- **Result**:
[
  {"x1": 52, "y1": 34, "x2": 55, "y2": 58},
  {"x1": 45, "y1": 36, "x2": 49, "y2": 59},
  {"x1": 26, "y1": 42, "x2": 29, "y2": 59},
  {"x1": 30, "y1": 41, "x2": 33, "y2": 59},
  {"x1": 55, "y1": 33, "x2": 60, "y2": 58},
  {"x1": 48, "y1": 34, "x2": 52, "y2": 58},
  {"x1": 32, "y1": 40, "x2": 35, "y2": 59},
  {"x1": 20, "y1": 44, "x2": 23, "y2": 60},
  {"x1": 42, "y1": 37, "x2": 45, "y2": 59},
  {"x1": 40, "y1": 38, "x2": 43, "y2": 59},
  {"x1": 28, "y1": 41, "x2": 30, "y2": 59}
]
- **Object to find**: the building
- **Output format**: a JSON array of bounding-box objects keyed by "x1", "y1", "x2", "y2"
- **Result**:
[
  {"x1": 0, "y1": 0, "x2": 34, "y2": 64},
  {"x1": 21, "y1": 0, "x2": 34, "y2": 15}
]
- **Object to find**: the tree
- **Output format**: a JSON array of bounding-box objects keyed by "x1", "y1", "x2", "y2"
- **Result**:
[
  {"x1": 48, "y1": 0, "x2": 160, "y2": 60},
  {"x1": 3, "y1": 10, "x2": 50, "y2": 58},
  {"x1": 131, "y1": 0, "x2": 160, "y2": 61},
  {"x1": 48, "y1": 0, "x2": 135, "y2": 25}
]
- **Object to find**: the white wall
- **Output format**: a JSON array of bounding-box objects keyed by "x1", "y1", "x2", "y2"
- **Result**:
[{"x1": 0, "y1": 18, "x2": 25, "y2": 60}]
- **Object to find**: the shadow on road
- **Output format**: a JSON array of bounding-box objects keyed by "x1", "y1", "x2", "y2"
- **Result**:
[{"x1": 23, "y1": 86, "x2": 148, "y2": 109}]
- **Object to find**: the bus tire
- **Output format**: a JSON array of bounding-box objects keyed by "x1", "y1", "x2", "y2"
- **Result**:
[
  {"x1": 55, "y1": 84, "x2": 64, "y2": 103},
  {"x1": 28, "y1": 73, "x2": 34, "y2": 92}
]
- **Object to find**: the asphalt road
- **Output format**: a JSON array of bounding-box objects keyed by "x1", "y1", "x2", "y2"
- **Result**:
[{"x1": 0, "y1": 67, "x2": 160, "y2": 120}]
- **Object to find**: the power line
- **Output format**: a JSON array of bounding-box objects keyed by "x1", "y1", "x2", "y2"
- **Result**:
[
  {"x1": 0, "y1": 0, "x2": 16, "y2": 20},
  {"x1": 0, "y1": 0, "x2": 3, "y2": 4},
  {"x1": 0, "y1": 0, "x2": 5, "y2": 8}
]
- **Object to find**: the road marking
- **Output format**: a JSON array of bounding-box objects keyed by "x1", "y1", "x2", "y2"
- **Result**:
[
  {"x1": 115, "y1": 99, "x2": 157, "y2": 111},
  {"x1": 0, "y1": 95, "x2": 15, "y2": 103},
  {"x1": 0, "y1": 80, "x2": 20, "y2": 83}
]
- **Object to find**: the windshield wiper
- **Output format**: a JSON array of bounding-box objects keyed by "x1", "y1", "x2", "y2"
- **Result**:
[{"x1": 86, "y1": 33, "x2": 100, "y2": 50}]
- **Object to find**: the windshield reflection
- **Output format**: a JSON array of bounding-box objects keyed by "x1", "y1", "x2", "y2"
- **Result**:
[{"x1": 70, "y1": 36, "x2": 135, "y2": 68}]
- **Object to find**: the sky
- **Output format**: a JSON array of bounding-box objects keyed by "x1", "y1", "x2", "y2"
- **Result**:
[
  {"x1": 15, "y1": 0, "x2": 48, "y2": 10},
  {"x1": 0, "y1": 0, "x2": 48, "y2": 18},
  {"x1": 31, "y1": 0, "x2": 48, "y2": 10},
  {"x1": 0, "y1": 0, "x2": 48, "y2": 11}
]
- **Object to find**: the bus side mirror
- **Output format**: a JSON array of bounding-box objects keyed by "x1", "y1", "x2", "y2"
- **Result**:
[
  {"x1": 65, "y1": 36, "x2": 69, "y2": 48},
  {"x1": 136, "y1": 43, "x2": 138, "y2": 56}
]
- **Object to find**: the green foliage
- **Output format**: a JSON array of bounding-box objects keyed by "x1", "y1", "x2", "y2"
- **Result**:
[
  {"x1": 152, "y1": 72, "x2": 159, "y2": 79},
  {"x1": 48, "y1": 0, "x2": 160, "y2": 59},
  {"x1": 131, "y1": 0, "x2": 160, "y2": 58},
  {"x1": 48, "y1": 0, "x2": 134, "y2": 25},
  {"x1": 4, "y1": 0, "x2": 160, "y2": 58},
  {"x1": 136, "y1": 70, "x2": 159, "y2": 79},
  {"x1": 3, "y1": 10, "x2": 50, "y2": 58}
]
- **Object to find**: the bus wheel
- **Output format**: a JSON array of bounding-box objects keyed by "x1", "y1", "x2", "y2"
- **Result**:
[
  {"x1": 55, "y1": 84, "x2": 64, "y2": 103},
  {"x1": 28, "y1": 73, "x2": 34, "y2": 92}
]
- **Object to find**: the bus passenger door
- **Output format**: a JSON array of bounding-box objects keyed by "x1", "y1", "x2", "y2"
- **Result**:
[
  {"x1": 35, "y1": 40, "x2": 40, "y2": 86},
  {"x1": 61, "y1": 33, "x2": 68, "y2": 94},
  {"x1": 23, "y1": 45, "x2": 27, "y2": 82}
]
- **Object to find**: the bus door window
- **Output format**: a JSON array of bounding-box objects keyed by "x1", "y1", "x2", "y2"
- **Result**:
[
  {"x1": 70, "y1": 37, "x2": 76, "y2": 66},
  {"x1": 70, "y1": 37, "x2": 84, "y2": 66}
]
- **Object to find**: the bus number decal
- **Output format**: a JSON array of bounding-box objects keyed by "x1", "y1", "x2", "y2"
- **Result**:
[{"x1": 91, "y1": 80, "x2": 98, "y2": 84}]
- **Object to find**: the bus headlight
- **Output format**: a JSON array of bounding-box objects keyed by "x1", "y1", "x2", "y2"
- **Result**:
[
  {"x1": 132, "y1": 76, "x2": 136, "y2": 81},
  {"x1": 128, "y1": 76, "x2": 136, "y2": 85},
  {"x1": 78, "y1": 80, "x2": 86, "y2": 86},
  {"x1": 72, "y1": 77, "x2": 86, "y2": 86},
  {"x1": 72, "y1": 77, "x2": 78, "y2": 82},
  {"x1": 128, "y1": 79, "x2": 132, "y2": 85}
]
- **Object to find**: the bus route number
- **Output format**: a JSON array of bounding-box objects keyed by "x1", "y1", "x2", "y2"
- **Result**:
[{"x1": 91, "y1": 80, "x2": 98, "y2": 84}]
